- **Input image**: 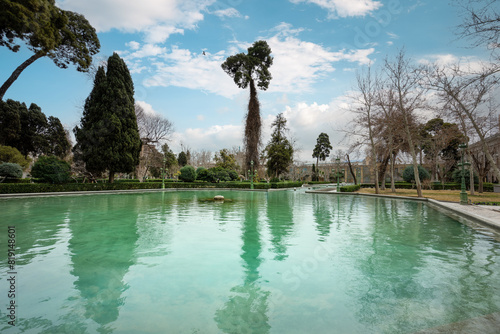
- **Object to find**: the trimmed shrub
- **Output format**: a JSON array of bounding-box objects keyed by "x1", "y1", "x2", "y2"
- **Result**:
[
  {"x1": 179, "y1": 165, "x2": 196, "y2": 182},
  {"x1": 340, "y1": 184, "x2": 361, "y2": 192},
  {"x1": 31, "y1": 156, "x2": 71, "y2": 184},
  {"x1": 0, "y1": 163, "x2": 23, "y2": 178},
  {"x1": 0, "y1": 145, "x2": 31, "y2": 169},
  {"x1": 402, "y1": 165, "x2": 430, "y2": 183}
]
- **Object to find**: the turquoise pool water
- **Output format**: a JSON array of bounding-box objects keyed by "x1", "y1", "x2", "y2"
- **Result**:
[{"x1": 1, "y1": 190, "x2": 499, "y2": 333}]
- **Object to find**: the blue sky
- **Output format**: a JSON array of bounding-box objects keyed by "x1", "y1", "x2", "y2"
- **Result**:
[{"x1": 0, "y1": 0, "x2": 493, "y2": 163}]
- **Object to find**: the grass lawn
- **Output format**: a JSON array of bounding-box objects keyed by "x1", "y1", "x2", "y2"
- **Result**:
[{"x1": 357, "y1": 187, "x2": 500, "y2": 204}]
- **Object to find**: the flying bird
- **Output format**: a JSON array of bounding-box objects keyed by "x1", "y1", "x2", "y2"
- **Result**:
[{"x1": 202, "y1": 51, "x2": 206, "y2": 56}]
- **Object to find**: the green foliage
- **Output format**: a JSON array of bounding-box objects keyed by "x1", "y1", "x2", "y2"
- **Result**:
[
  {"x1": 265, "y1": 113, "x2": 293, "y2": 178},
  {"x1": 0, "y1": 2, "x2": 100, "y2": 99},
  {"x1": 196, "y1": 167, "x2": 238, "y2": 183},
  {"x1": 0, "y1": 181, "x2": 304, "y2": 193},
  {"x1": 0, "y1": 100, "x2": 70, "y2": 158},
  {"x1": 74, "y1": 53, "x2": 141, "y2": 182},
  {"x1": 0, "y1": 162, "x2": 23, "y2": 178},
  {"x1": 0, "y1": 145, "x2": 30, "y2": 168},
  {"x1": 45, "y1": 116, "x2": 70, "y2": 158},
  {"x1": 179, "y1": 165, "x2": 196, "y2": 182},
  {"x1": 402, "y1": 165, "x2": 431, "y2": 183},
  {"x1": 221, "y1": 40, "x2": 273, "y2": 91},
  {"x1": 31, "y1": 156, "x2": 71, "y2": 183},
  {"x1": 161, "y1": 144, "x2": 178, "y2": 169},
  {"x1": 215, "y1": 149, "x2": 239, "y2": 171},
  {"x1": 340, "y1": 184, "x2": 361, "y2": 192},
  {"x1": 452, "y1": 168, "x2": 479, "y2": 186},
  {"x1": 312, "y1": 133, "x2": 332, "y2": 164},
  {"x1": 177, "y1": 151, "x2": 188, "y2": 167}
]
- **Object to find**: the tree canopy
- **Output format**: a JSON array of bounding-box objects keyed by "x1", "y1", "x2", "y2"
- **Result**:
[
  {"x1": 214, "y1": 149, "x2": 239, "y2": 171},
  {"x1": 0, "y1": 1, "x2": 100, "y2": 99},
  {"x1": 74, "y1": 53, "x2": 141, "y2": 183},
  {"x1": 221, "y1": 40, "x2": 273, "y2": 172},
  {"x1": 312, "y1": 133, "x2": 333, "y2": 167},
  {"x1": 0, "y1": 99, "x2": 70, "y2": 158},
  {"x1": 264, "y1": 113, "x2": 293, "y2": 178}
]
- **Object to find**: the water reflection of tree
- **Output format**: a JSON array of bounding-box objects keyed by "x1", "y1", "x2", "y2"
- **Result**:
[
  {"x1": 0, "y1": 197, "x2": 70, "y2": 267},
  {"x1": 351, "y1": 198, "x2": 500, "y2": 333},
  {"x1": 267, "y1": 191, "x2": 295, "y2": 261},
  {"x1": 312, "y1": 194, "x2": 334, "y2": 241},
  {"x1": 68, "y1": 195, "x2": 139, "y2": 333},
  {"x1": 215, "y1": 193, "x2": 271, "y2": 334}
]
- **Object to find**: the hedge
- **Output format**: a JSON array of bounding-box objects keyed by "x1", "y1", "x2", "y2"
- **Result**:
[
  {"x1": 340, "y1": 184, "x2": 361, "y2": 192},
  {"x1": 0, "y1": 181, "x2": 304, "y2": 194}
]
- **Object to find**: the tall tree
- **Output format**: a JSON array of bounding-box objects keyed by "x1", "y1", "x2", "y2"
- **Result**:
[
  {"x1": 384, "y1": 49, "x2": 426, "y2": 197},
  {"x1": 74, "y1": 53, "x2": 141, "y2": 183},
  {"x1": 177, "y1": 151, "x2": 188, "y2": 167},
  {"x1": 264, "y1": 113, "x2": 294, "y2": 178},
  {"x1": 0, "y1": 2, "x2": 100, "y2": 99},
  {"x1": 350, "y1": 66, "x2": 381, "y2": 194},
  {"x1": 312, "y1": 133, "x2": 333, "y2": 172},
  {"x1": 45, "y1": 116, "x2": 71, "y2": 158},
  {"x1": 221, "y1": 40, "x2": 273, "y2": 172}
]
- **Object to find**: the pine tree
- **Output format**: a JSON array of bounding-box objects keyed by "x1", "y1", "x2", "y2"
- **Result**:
[
  {"x1": 264, "y1": 113, "x2": 293, "y2": 178},
  {"x1": 74, "y1": 53, "x2": 141, "y2": 182}
]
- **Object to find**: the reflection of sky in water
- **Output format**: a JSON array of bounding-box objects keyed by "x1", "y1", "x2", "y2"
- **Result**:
[{"x1": 0, "y1": 191, "x2": 499, "y2": 333}]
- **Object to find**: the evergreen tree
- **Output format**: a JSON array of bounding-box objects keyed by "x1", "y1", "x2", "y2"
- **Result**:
[
  {"x1": 264, "y1": 113, "x2": 293, "y2": 178},
  {"x1": 45, "y1": 116, "x2": 71, "y2": 158},
  {"x1": 312, "y1": 133, "x2": 332, "y2": 170},
  {"x1": 178, "y1": 151, "x2": 188, "y2": 167},
  {"x1": 222, "y1": 40, "x2": 273, "y2": 172},
  {"x1": 74, "y1": 53, "x2": 141, "y2": 182}
]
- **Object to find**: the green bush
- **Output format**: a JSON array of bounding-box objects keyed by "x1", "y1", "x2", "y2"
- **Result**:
[
  {"x1": 270, "y1": 177, "x2": 280, "y2": 183},
  {"x1": 0, "y1": 163, "x2": 23, "y2": 178},
  {"x1": 340, "y1": 184, "x2": 361, "y2": 192},
  {"x1": 0, "y1": 145, "x2": 31, "y2": 169},
  {"x1": 452, "y1": 168, "x2": 479, "y2": 186},
  {"x1": 402, "y1": 165, "x2": 430, "y2": 183},
  {"x1": 179, "y1": 165, "x2": 196, "y2": 182},
  {"x1": 31, "y1": 156, "x2": 71, "y2": 184}
]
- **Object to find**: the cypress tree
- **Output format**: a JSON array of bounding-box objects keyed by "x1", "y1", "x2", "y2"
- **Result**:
[{"x1": 74, "y1": 53, "x2": 141, "y2": 182}]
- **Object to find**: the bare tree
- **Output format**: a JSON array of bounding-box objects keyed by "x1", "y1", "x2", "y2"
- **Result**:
[
  {"x1": 384, "y1": 49, "x2": 427, "y2": 197},
  {"x1": 135, "y1": 104, "x2": 174, "y2": 145},
  {"x1": 425, "y1": 62, "x2": 500, "y2": 183},
  {"x1": 456, "y1": 0, "x2": 500, "y2": 53},
  {"x1": 349, "y1": 65, "x2": 382, "y2": 193}
]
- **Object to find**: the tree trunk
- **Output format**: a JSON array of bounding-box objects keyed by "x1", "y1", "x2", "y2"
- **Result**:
[
  {"x1": 108, "y1": 171, "x2": 115, "y2": 183},
  {"x1": 245, "y1": 79, "x2": 261, "y2": 172},
  {"x1": 403, "y1": 111, "x2": 423, "y2": 197},
  {"x1": 390, "y1": 150, "x2": 396, "y2": 193},
  {"x1": 0, "y1": 52, "x2": 45, "y2": 100},
  {"x1": 346, "y1": 154, "x2": 357, "y2": 185}
]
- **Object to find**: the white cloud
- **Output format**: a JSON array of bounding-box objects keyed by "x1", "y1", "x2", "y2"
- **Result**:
[
  {"x1": 136, "y1": 100, "x2": 159, "y2": 115},
  {"x1": 212, "y1": 8, "x2": 242, "y2": 18},
  {"x1": 129, "y1": 22, "x2": 374, "y2": 98},
  {"x1": 266, "y1": 24, "x2": 374, "y2": 93},
  {"x1": 57, "y1": 0, "x2": 214, "y2": 42},
  {"x1": 290, "y1": 0, "x2": 382, "y2": 18},
  {"x1": 142, "y1": 46, "x2": 240, "y2": 98},
  {"x1": 197, "y1": 114, "x2": 205, "y2": 121},
  {"x1": 418, "y1": 54, "x2": 486, "y2": 73},
  {"x1": 173, "y1": 124, "x2": 243, "y2": 152}
]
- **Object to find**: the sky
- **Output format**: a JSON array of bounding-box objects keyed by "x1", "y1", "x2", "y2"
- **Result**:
[{"x1": 0, "y1": 0, "x2": 495, "y2": 163}]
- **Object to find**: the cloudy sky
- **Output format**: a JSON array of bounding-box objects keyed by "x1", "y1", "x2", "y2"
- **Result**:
[{"x1": 0, "y1": 0, "x2": 492, "y2": 163}]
